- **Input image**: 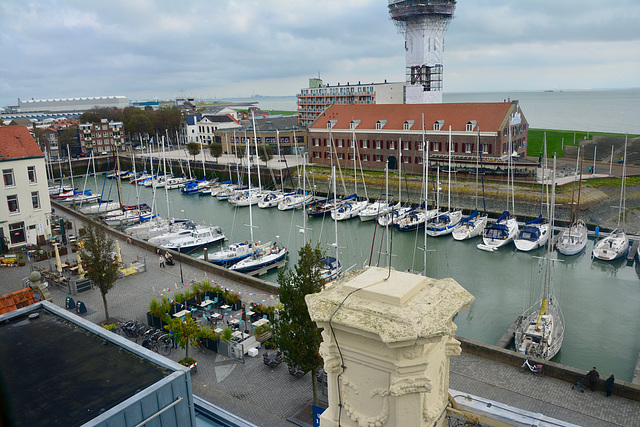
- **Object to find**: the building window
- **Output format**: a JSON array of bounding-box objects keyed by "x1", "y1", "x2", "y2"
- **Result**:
[
  {"x1": 314, "y1": 138, "x2": 319, "y2": 147},
  {"x1": 402, "y1": 141, "x2": 410, "y2": 151},
  {"x1": 7, "y1": 194, "x2": 19, "y2": 213},
  {"x1": 361, "y1": 154, "x2": 370, "y2": 162},
  {"x1": 32, "y1": 191, "x2": 40, "y2": 209},
  {"x1": 348, "y1": 153, "x2": 354, "y2": 160},
  {"x1": 9, "y1": 222, "x2": 25, "y2": 245},
  {"x1": 374, "y1": 154, "x2": 383, "y2": 162},
  {"x1": 350, "y1": 139, "x2": 354, "y2": 148},
  {"x1": 434, "y1": 120, "x2": 444, "y2": 131},
  {"x1": 375, "y1": 140, "x2": 382, "y2": 150},
  {"x1": 362, "y1": 140, "x2": 368, "y2": 149},
  {"x1": 313, "y1": 151, "x2": 320, "y2": 159},
  {"x1": 338, "y1": 139, "x2": 343, "y2": 148},
  {"x1": 3, "y1": 169, "x2": 15, "y2": 186},
  {"x1": 482, "y1": 144, "x2": 490, "y2": 154},
  {"x1": 102, "y1": 124, "x2": 108, "y2": 130},
  {"x1": 465, "y1": 143, "x2": 473, "y2": 153},
  {"x1": 417, "y1": 156, "x2": 424, "y2": 164},
  {"x1": 403, "y1": 156, "x2": 410, "y2": 164},
  {"x1": 389, "y1": 140, "x2": 396, "y2": 150},
  {"x1": 404, "y1": 120, "x2": 414, "y2": 130},
  {"x1": 466, "y1": 121, "x2": 476, "y2": 132},
  {"x1": 433, "y1": 142, "x2": 441, "y2": 152},
  {"x1": 338, "y1": 153, "x2": 344, "y2": 160},
  {"x1": 418, "y1": 141, "x2": 424, "y2": 151},
  {"x1": 27, "y1": 166, "x2": 37, "y2": 183}
]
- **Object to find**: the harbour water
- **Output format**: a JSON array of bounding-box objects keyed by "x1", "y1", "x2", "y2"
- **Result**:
[
  {"x1": 221, "y1": 87, "x2": 640, "y2": 134},
  {"x1": 101, "y1": 180, "x2": 640, "y2": 382}
]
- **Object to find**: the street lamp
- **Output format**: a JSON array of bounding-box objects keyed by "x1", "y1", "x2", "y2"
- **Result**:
[{"x1": 178, "y1": 246, "x2": 184, "y2": 285}]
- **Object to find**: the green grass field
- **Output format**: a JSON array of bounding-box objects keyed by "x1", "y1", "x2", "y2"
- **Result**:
[{"x1": 527, "y1": 129, "x2": 639, "y2": 158}]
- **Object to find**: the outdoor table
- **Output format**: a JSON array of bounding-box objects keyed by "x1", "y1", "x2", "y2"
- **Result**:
[
  {"x1": 209, "y1": 312, "x2": 221, "y2": 320},
  {"x1": 199, "y1": 300, "x2": 214, "y2": 308},
  {"x1": 252, "y1": 318, "x2": 269, "y2": 327},
  {"x1": 220, "y1": 304, "x2": 230, "y2": 310},
  {"x1": 229, "y1": 318, "x2": 240, "y2": 325},
  {"x1": 246, "y1": 310, "x2": 255, "y2": 316},
  {"x1": 173, "y1": 309, "x2": 190, "y2": 318},
  {"x1": 68, "y1": 266, "x2": 79, "y2": 274},
  {"x1": 214, "y1": 327, "x2": 223, "y2": 334},
  {"x1": 232, "y1": 330, "x2": 243, "y2": 339}
]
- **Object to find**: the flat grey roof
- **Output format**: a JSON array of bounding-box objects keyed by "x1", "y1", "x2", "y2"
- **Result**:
[{"x1": 0, "y1": 304, "x2": 170, "y2": 427}]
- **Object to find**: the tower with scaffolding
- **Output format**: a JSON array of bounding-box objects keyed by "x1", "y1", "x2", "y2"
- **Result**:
[{"x1": 388, "y1": 0, "x2": 456, "y2": 104}]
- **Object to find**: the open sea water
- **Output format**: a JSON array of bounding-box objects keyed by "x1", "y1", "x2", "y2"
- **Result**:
[{"x1": 222, "y1": 88, "x2": 640, "y2": 134}]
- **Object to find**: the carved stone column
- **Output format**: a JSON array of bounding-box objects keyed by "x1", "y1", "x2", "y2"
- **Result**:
[{"x1": 306, "y1": 267, "x2": 474, "y2": 427}]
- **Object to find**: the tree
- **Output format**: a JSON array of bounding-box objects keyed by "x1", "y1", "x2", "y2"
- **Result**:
[
  {"x1": 79, "y1": 223, "x2": 119, "y2": 323},
  {"x1": 187, "y1": 142, "x2": 201, "y2": 160},
  {"x1": 274, "y1": 242, "x2": 325, "y2": 405},
  {"x1": 209, "y1": 142, "x2": 223, "y2": 163},
  {"x1": 258, "y1": 144, "x2": 273, "y2": 165},
  {"x1": 164, "y1": 313, "x2": 202, "y2": 365}
]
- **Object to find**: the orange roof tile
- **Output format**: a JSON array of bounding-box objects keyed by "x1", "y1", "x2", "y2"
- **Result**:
[
  {"x1": 0, "y1": 126, "x2": 44, "y2": 160},
  {"x1": 0, "y1": 288, "x2": 37, "y2": 315},
  {"x1": 310, "y1": 102, "x2": 517, "y2": 132}
]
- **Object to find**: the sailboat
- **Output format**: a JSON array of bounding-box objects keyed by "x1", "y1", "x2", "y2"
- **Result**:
[
  {"x1": 229, "y1": 131, "x2": 288, "y2": 275},
  {"x1": 478, "y1": 114, "x2": 520, "y2": 252},
  {"x1": 514, "y1": 154, "x2": 564, "y2": 360},
  {"x1": 557, "y1": 150, "x2": 588, "y2": 255},
  {"x1": 425, "y1": 127, "x2": 462, "y2": 237},
  {"x1": 515, "y1": 135, "x2": 551, "y2": 252},
  {"x1": 592, "y1": 134, "x2": 630, "y2": 261},
  {"x1": 332, "y1": 131, "x2": 369, "y2": 221},
  {"x1": 453, "y1": 129, "x2": 488, "y2": 240}
]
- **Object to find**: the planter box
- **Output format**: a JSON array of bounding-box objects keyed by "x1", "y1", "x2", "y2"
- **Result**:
[
  {"x1": 256, "y1": 331, "x2": 272, "y2": 343},
  {"x1": 231, "y1": 302, "x2": 242, "y2": 311},
  {"x1": 205, "y1": 339, "x2": 219, "y2": 352}
]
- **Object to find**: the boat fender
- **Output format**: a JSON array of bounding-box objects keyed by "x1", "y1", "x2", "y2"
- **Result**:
[{"x1": 245, "y1": 241, "x2": 248, "y2": 245}]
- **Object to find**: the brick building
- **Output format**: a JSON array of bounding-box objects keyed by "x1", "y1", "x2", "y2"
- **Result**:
[
  {"x1": 307, "y1": 102, "x2": 532, "y2": 175},
  {"x1": 78, "y1": 119, "x2": 125, "y2": 154}
]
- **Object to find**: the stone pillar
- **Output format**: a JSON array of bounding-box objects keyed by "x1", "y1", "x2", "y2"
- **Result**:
[{"x1": 306, "y1": 267, "x2": 474, "y2": 427}]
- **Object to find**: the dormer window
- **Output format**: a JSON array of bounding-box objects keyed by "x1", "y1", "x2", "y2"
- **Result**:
[
  {"x1": 466, "y1": 120, "x2": 477, "y2": 132},
  {"x1": 376, "y1": 120, "x2": 387, "y2": 130},
  {"x1": 327, "y1": 120, "x2": 337, "y2": 129},
  {"x1": 350, "y1": 120, "x2": 361, "y2": 130},
  {"x1": 434, "y1": 120, "x2": 444, "y2": 131},
  {"x1": 403, "y1": 120, "x2": 414, "y2": 130}
]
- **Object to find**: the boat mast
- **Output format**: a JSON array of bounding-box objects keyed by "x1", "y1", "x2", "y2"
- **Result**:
[
  {"x1": 163, "y1": 136, "x2": 170, "y2": 219},
  {"x1": 247, "y1": 134, "x2": 255, "y2": 244},
  {"x1": 447, "y1": 126, "x2": 452, "y2": 211},
  {"x1": 619, "y1": 134, "x2": 628, "y2": 229},
  {"x1": 423, "y1": 113, "x2": 429, "y2": 276},
  {"x1": 251, "y1": 111, "x2": 262, "y2": 190},
  {"x1": 574, "y1": 150, "x2": 584, "y2": 227}
]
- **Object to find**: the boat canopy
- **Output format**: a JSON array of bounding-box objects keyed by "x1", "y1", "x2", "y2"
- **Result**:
[
  {"x1": 518, "y1": 226, "x2": 541, "y2": 242},
  {"x1": 485, "y1": 223, "x2": 509, "y2": 239},
  {"x1": 460, "y1": 209, "x2": 478, "y2": 224},
  {"x1": 526, "y1": 215, "x2": 543, "y2": 225},
  {"x1": 496, "y1": 210, "x2": 510, "y2": 223}
]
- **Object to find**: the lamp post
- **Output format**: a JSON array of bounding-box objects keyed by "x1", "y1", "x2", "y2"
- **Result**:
[{"x1": 178, "y1": 246, "x2": 184, "y2": 285}]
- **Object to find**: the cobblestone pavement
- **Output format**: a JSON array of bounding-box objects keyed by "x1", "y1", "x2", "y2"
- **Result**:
[{"x1": 3, "y1": 211, "x2": 640, "y2": 426}]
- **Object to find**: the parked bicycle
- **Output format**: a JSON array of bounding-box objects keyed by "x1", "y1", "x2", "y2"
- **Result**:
[
  {"x1": 141, "y1": 329, "x2": 172, "y2": 356},
  {"x1": 193, "y1": 339, "x2": 206, "y2": 354},
  {"x1": 520, "y1": 359, "x2": 544, "y2": 376}
]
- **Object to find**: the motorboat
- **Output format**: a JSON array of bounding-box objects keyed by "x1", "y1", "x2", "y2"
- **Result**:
[
  {"x1": 201, "y1": 241, "x2": 258, "y2": 266},
  {"x1": 229, "y1": 242, "x2": 288, "y2": 274},
  {"x1": 160, "y1": 225, "x2": 226, "y2": 253}
]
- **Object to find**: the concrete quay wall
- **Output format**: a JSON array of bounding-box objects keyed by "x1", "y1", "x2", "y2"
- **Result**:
[
  {"x1": 51, "y1": 201, "x2": 280, "y2": 297},
  {"x1": 458, "y1": 336, "x2": 640, "y2": 401}
]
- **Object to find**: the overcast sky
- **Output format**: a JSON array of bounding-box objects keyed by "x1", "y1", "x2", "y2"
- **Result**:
[{"x1": 1, "y1": 0, "x2": 639, "y2": 106}]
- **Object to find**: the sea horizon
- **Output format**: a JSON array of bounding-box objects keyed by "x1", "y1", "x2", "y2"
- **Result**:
[{"x1": 219, "y1": 87, "x2": 640, "y2": 134}]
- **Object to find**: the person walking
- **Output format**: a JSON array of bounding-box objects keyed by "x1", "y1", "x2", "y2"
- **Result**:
[
  {"x1": 587, "y1": 367, "x2": 600, "y2": 391},
  {"x1": 159, "y1": 254, "x2": 165, "y2": 268},
  {"x1": 605, "y1": 374, "x2": 615, "y2": 397}
]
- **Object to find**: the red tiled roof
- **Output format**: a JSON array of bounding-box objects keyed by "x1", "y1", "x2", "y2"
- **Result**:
[
  {"x1": 0, "y1": 126, "x2": 44, "y2": 160},
  {"x1": 310, "y1": 102, "x2": 517, "y2": 132},
  {"x1": 0, "y1": 288, "x2": 37, "y2": 315}
]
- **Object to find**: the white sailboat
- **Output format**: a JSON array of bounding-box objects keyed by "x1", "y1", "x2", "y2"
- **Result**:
[
  {"x1": 592, "y1": 134, "x2": 629, "y2": 261},
  {"x1": 425, "y1": 127, "x2": 462, "y2": 237},
  {"x1": 453, "y1": 129, "x2": 489, "y2": 241},
  {"x1": 229, "y1": 129, "x2": 288, "y2": 275},
  {"x1": 478, "y1": 114, "x2": 520, "y2": 252},
  {"x1": 515, "y1": 154, "x2": 564, "y2": 360},
  {"x1": 557, "y1": 150, "x2": 588, "y2": 255}
]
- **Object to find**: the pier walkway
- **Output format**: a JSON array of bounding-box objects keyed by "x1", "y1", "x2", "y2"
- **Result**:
[{"x1": 4, "y1": 210, "x2": 640, "y2": 426}]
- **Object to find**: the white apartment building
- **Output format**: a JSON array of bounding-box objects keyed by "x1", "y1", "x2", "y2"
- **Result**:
[
  {"x1": 297, "y1": 78, "x2": 405, "y2": 127},
  {"x1": 0, "y1": 126, "x2": 52, "y2": 250}
]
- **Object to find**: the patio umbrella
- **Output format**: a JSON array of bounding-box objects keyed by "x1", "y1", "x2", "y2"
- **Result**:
[
  {"x1": 77, "y1": 252, "x2": 86, "y2": 279},
  {"x1": 115, "y1": 240, "x2": 123, "y2": 268},
  {"x1": 54, "y1": 243, "x2": 62, "y2": 273}
]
